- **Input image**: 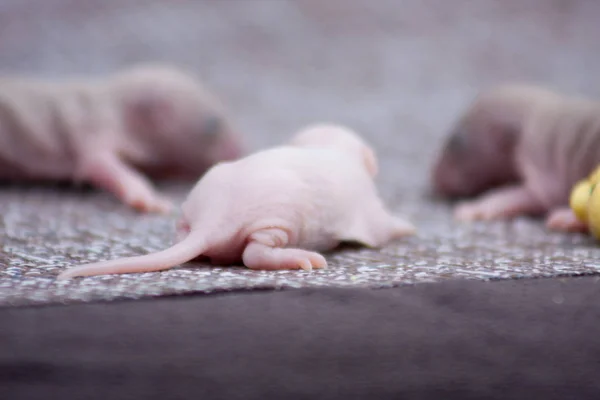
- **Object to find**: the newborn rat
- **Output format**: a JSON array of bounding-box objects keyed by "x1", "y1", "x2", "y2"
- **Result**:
[
  {"x1": 57, "y1": 123, "x2": 415, "y2": 279},
  {"x1": 0, "y1": 63, "x2": 244, "y2": 213},
  {"x1": 431, "y1": 83, "x2": 600, "y2": 232}
]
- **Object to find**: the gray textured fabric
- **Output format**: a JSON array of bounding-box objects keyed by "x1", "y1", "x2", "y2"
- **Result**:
[{"x1": 1, "y1": 0, "x2": 600, "y2": 307}]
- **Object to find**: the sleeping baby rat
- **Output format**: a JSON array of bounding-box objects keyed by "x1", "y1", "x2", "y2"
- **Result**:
[
  {"x1": 0, "y1": 63, "x2": 244, "y2": 213},
  {"x1": 57, "y1": 123, "x2": 415, "y2": 279},
  {"x1": 431, "y1": 83, "x2": 600, "y2": 232}
]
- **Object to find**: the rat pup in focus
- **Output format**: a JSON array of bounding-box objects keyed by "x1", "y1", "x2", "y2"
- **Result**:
[
  {"x1": 431, "y1": 83, "x2": 600, "y2": 232},
  {"x1": 57, "y1": 123, "x2": 415, "y2": 279},
  {"x1": 0, "y1": 63, "x2": 244, "y2": 213}
]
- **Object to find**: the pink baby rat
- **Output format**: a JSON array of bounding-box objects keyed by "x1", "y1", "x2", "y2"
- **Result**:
[
  {"x1": 431, "y1": 83, "x2": 600, "y2": 232},
  {"x1": 0, "y1": 63, "x2": 244, "y2": 213},
  {"x1": 57, "y1": 123, "x2": 415, "y2": 279}
]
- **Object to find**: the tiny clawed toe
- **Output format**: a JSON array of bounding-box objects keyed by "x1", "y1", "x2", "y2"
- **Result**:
[
  {"x1": 128, "y1": 196, "x2": 173, "y2": 214},
  {"x1": 454, "y1": 204, "x2": 496, "y2": 222},
  {"x1": 311, "y1": 254, "x2": 328, "y2": 269},
  {"x1": 298, "y1": 260, "x2": 313, "y2": 272},
  {"x1": 298, "y1": 255, "x2": 327, "y2": 272},
  {"x1": 454, "y1": 210, "x2": 477, "y2": 222}
]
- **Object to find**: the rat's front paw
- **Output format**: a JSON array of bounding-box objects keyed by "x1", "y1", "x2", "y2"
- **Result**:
[
  {"x1": 545, "y1": 208, "x2": 588, "y2": 233},
  {"x1": 454, "y1": 201, "x2": 484, "y2": 221},
  {"x1": 123, "y1": 189, "x2": 174, "y2": 214},
  {"x1": 454, "y1": 201, "x2": 504, "y2": 221}
]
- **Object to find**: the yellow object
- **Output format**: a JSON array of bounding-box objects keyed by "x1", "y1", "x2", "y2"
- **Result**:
[
  {"x1": 570, "y1": 180, "x2": 593, "y2": 223},
  {"x1": 588, "y1": 165, "x2": 600, "y2": 184},
  {"x1": 569, "y1": 165, "x2": 600, "y2": 239},
  {"x1": 587, "y1": 183, "x2": 600, "y2": 240}
]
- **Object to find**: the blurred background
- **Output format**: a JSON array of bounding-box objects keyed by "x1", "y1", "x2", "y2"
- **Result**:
[{"x1": 2, "y1": 0, "x2": 599, "y2": 195}]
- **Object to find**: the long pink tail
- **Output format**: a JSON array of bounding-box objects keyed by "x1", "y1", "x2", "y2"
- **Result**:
[{"x1": 57, "y1": 231, "x2": 206, "y2": 279}]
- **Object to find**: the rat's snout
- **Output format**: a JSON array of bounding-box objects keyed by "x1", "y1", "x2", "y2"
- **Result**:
[
  {"x1": 431, "y1": 160, "x2": 463, "y2": 198},
  {"x1": 431, "y1": 163, "x2": 448, "y2": 195}
]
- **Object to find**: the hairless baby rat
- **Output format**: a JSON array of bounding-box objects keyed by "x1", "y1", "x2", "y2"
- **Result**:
[
  {"x1": 431, "y1": 83, "x2": 600, "y2": 232},
  {"x1": 57, "y1": 123, "x2": 415, "y2": 279},
  {"x1": 0, "y1": 63, "x2": 244, "y2": 213}
]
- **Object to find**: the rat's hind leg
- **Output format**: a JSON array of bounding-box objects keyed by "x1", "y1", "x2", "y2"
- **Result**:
[
  {"x1": 546, "y1": 207, "x2": 588, "y2": 233},
  {"x1": 336, "y1": 201, "x2": 416, "y2": 248},
  {"x1": 242, "y1": 228, "x2": 327, "y2": 272},
  {"x1": 243, "y1": 244, "x2": 327, "y2": 272},
  {"x1": 78, "y1": 152, "x2": 173, "y2": 213},
  {"x1": 385, "y1": 216, "x2": 416, "y2": 239},
  {"x1": 454, "y1": 184, "x2": 546, "y2": 221}
]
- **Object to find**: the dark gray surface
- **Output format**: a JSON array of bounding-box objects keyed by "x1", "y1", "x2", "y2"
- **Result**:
[
  {"x1": 1, "y1": 0, "x2": 600, "y2": 307},
  {"x1": 4, "y1": 277, "x2": 600, "y2": 400}
]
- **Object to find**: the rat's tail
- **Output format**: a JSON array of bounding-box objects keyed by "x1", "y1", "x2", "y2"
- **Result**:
[{"x1": 56, "y1": 231, "x2": 207, "y2": 280}]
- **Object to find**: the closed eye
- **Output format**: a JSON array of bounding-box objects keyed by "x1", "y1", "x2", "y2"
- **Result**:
[
  {"x1": 446, "y1": 130, "x2": 467, "y2": 152},
  {"x1": 202, "y1": 116, "x2": 222, "y2": 138}
]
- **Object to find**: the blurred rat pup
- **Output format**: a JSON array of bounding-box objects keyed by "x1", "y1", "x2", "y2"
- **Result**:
[
  {"x1": 0, "y1": 63, "x2": 244, "y2": 213},
  {"x1": 431, "y1": 83, "x2": 600, "y2": 232}
]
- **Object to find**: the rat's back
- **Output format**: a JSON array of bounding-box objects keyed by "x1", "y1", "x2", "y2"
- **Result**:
[
  {"x1": 517, "y1": 95, "x2": 600, "y2": 206},
  {"x1": 0, "y1": 78, "x2": 64, "y2": 177},
  {"x1": 0, "y1": 76, "x2": 110, "y2": 179},
  {"x1": 182, "y1": 146, "x2": 373, "y2": 249}
]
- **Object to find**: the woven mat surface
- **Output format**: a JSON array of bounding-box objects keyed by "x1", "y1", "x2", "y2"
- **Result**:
[{"x1": 1, "y1": 0, "x2": 600, "y2": 307}]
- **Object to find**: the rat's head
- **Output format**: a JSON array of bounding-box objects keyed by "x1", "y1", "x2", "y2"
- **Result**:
[
  {"x1": 111, "y1": 64, "x2": 245, "y2": 177},
  {"x1": 290, "y1": 123, "x2": 379, "y2": 177},
  {"x1": 430, "y1": 85, "x2": 549, "y2": 198}
]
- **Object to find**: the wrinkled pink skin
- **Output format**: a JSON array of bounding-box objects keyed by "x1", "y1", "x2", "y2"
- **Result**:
[
  {"x1": 431, "y1": 84, "x2": 599, "y2": 232},
  {"x1": 0, "y1": 63, "x2": 244, "y2": 213},
  {"x1": 57, "y1": 124, "x2": 415, "y2": 279}
]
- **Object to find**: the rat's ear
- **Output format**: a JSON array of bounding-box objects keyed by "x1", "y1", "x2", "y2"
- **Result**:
[
  {"x1": 363, "y1": 146, "x2": 379, "y2": 177},
  {"x1": 497, "y1": 125, "x2": 519, "y2": 152}
]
